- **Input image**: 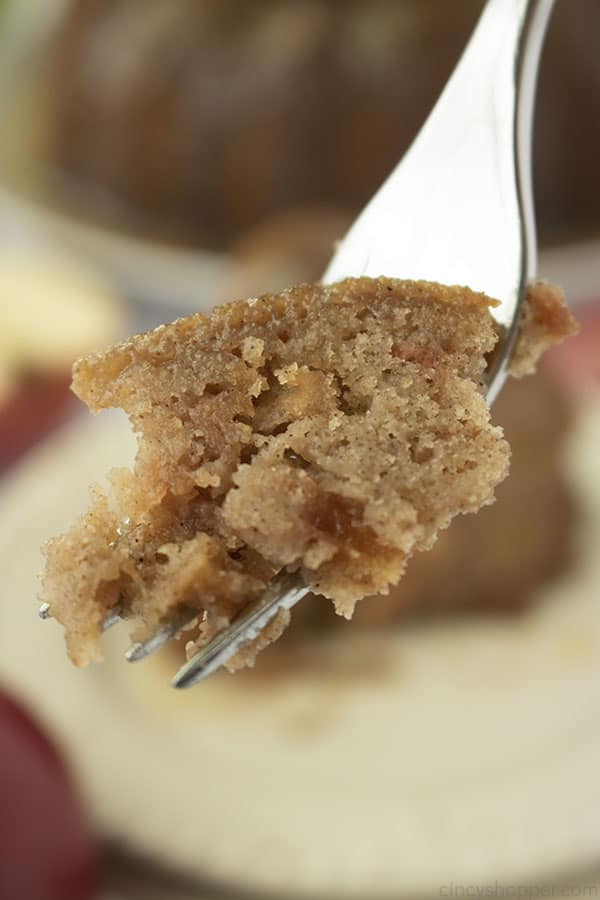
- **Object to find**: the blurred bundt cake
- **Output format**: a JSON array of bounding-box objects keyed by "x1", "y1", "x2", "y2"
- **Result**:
[
  {"x1": 48, "y1": 0, "x2": 600, "y2": 248},
  {"x1": 48, "y1": 0, "x2": 482, "y2": 248}
]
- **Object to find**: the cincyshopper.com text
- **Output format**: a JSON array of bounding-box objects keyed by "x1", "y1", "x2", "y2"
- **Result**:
[{"x1": 440, "y1": 883, "x2": 599, "y2": 898}]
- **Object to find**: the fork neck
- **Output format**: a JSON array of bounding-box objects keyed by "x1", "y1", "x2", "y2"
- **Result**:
[{"x1": 475, "y1": 0, "x2": 555, "y2": 284}]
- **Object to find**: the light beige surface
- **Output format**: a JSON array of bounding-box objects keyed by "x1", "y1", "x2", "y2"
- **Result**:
[
  {"x1": 1, "y1": 396, "x2": 600, "y2": 896},
  {"x1": 0, "y1": 248, "x2": 124, "y2": 377}
]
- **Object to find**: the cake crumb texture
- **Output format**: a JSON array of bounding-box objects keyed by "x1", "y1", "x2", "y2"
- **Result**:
[
  {"x1": 42, "y1": 278, "x2": 517, "y2": 668},
  {"x1": 510, "y1": 281, "x2": 578, "y2": 377}
]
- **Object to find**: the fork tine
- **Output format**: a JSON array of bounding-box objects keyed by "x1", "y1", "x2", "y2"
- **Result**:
[
  {"x1": 171, "y1": 572, "x2": 309, "y2": 689},
  {"x1": 102, "y1": 609, "x2": 123, "y2": 632},
  {"x1": 125, "y1": 607, "x2": 198, "y2": 662},
  {"x1": 40, "y1": 603, "x2": 122, "y2": 631}
]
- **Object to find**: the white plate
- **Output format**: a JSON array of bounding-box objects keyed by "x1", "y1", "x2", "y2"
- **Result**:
[{"x1": 1, "y1": 396, "x2": 600, "y2": 898}]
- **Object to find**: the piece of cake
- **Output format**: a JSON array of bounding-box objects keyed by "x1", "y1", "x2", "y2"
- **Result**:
[
  {"x1": 42, "y1": 277, "x2": 517, "y2": 669},
  {"x1": 509, "y1": 280, "x2": 581, "y2": 378}
]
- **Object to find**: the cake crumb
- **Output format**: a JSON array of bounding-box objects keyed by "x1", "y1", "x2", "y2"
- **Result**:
[{"x1": 510, "y1": 281, "x2": 578, "y2": 378}]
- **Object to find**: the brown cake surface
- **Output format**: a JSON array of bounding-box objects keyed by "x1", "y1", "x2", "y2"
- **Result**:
[
  {"x1": 48, "y1": 0, "x2": 485, "y2": 248},
  {"x1": 48, "y1": 0, "x2": 600, "y2": 249},
  {"x1": 221, "y1": 205, "x2": 353, "y2": 303},
  {"x1": 509, "y1": 280, "x2": 579, "y2": 378},
  {"x1": 42, "y1": 277, "x2": 515, "y2": 668}
]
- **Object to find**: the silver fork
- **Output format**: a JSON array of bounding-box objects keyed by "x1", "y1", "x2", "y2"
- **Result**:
[{"x1": 40, "y1": 0, "x2": 555, "y2": 687}]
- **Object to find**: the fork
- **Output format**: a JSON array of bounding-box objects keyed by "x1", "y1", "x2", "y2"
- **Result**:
[{"x1": 39, "y1": 0, "x2": 555, "y2": 687}]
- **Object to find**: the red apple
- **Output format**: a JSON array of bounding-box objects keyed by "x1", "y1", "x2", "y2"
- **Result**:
[
  {"x1": 0, "y1": 373, "x2": 75, "y2": 472},
  {"x1": 545, "y1": 299, "x2": 600, "y2": 389},
  {"x1": 0, "y1": 689, "x2": 97, "y2": 900}
]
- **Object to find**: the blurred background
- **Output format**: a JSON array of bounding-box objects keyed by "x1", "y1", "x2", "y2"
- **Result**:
[{"x1": 0, "y1": 1, "x2": 599, "y2": 898}]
